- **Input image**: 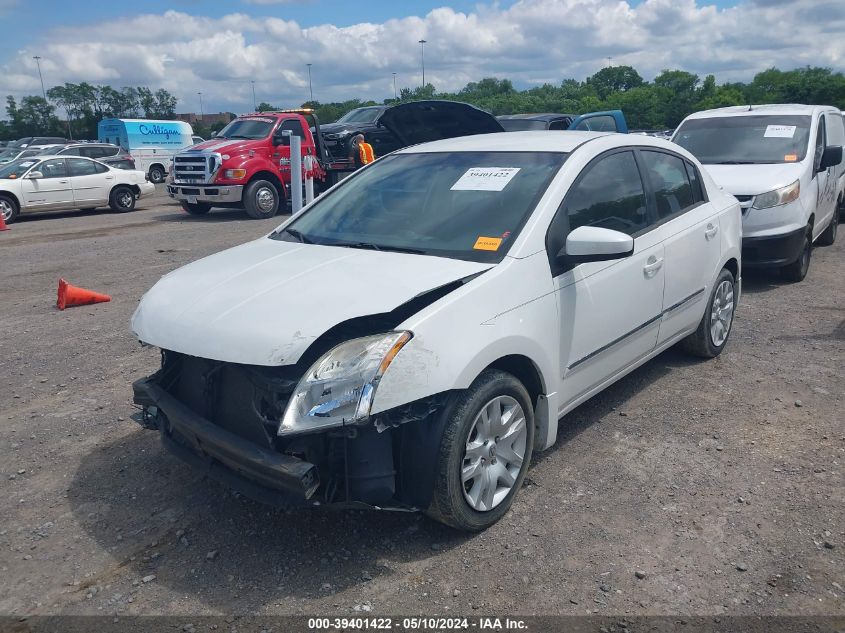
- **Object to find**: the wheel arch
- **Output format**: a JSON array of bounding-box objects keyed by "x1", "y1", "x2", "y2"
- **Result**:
[
  {"x1": 0, "y1": 190, "x2": 21, "y2": 209},
  {"x1": 247, "y1": 170, "x2": 287, "y2": 200},
  {"x1": 723, "y1": 257, "x2": 739, "y2": 281}
]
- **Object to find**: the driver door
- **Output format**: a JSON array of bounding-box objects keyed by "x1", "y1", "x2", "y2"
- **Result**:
[{"x1": 20, "y1": 158, "x2": 74, "y2": 209}]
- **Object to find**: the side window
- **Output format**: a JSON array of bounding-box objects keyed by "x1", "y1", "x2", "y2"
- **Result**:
[
  {"x1": 574, "y1": 115, "x2": 617, "y2": 132},
  {"x1": 565, "y1": 151, "x2": 648, "y2": 235},
  {"x1": 93, "y1": 162, "x2": 109, "y2": 174},
  {"x1": 640, "y1": 150, "x2": 695, "y2": 219},
  {"x1": 78, "y1": 147, "x2": 96, "y2": 157},
  {"x1": 66, "y1": 157, "x2": 99, "y2": 177},
  {"x1": 278, "y1": 119, "x2": 306, "y2": 138},
  {"x1": 684, "y1": 160, "x2": 705, "y2": 203},
  {"x1": 814, "y1": 115, "x2": 826, "y2": 170},
  {"x1": 37, "y1": 158, "x2": 68, "y2": 179},
  {"x1": 548, "y1": 118, "x2": 571, "y2": 131},
  {"x1": 62, "y1": 147, "x2": 82, "y2": 156}
]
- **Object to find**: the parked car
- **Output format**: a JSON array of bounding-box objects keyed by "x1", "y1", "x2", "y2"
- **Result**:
[
  {"x1": 37, "y1": 142, "x2": 136, "y2": 171},
  {"x1": 497, "y1": 110, "x2": 628, "y2": 133},
  {"x1": 673, "y1": 104, "x2": 845, "y2": 281},
  {"x1": 191, "y1": 135, "x2": 205, "y2": 145},
  {"x1": 0, "y1": 147, "x2": 46, "y2": 165},
  {"x1": 167, "y1": 101, "x2": 504, "y2": 218},
  {"x1": 319, "y1": 106, "x2": 399, "y2": 165},
  {"x1": 8, "y1": 136, "x2": 67, "y2": 149},
  {"x1": 0, "y1": 155, "x2": 154, "y2": 223},
  {"x1": 132, "y1": 131, "x2": 741, "y2": 531}
]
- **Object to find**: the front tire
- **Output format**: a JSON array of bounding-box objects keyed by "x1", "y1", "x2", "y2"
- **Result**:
[
  {"x1": 148, "y1": 166, "x2": 165, "y2": 184},
  {"x1": 109, "y1": 186, "x2": 136, "y2": 213},
  {"x1": 243, "y1": 179, "x2": 280, "y2": 219},
  {"x1": 679, "y1": 267, "x2": 736, "y2": 358},
  {"x1": 180, "y1": 201, "x2": 211, "y2": 215},
  {"x1": 781, "y1": 228, "x2": 811, "y2": 282},
  {"x1": 817, "y1": 214, "x2": 837, "y2": 246},
  {"x1": 426, "y1": 370, "x2": 534, "y2": 532},
  {"x1": 0, "y1": 194, "x2": 20, "y2": 224}
]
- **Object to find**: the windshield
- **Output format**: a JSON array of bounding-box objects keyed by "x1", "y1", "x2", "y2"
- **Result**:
[
  {"x1": 0, "y1": 158, "x2": 40, "y2": 179},
  {"x1": 216, "y1": 117, "x2": 276, "y2": 140},
  {"x1": 272, "y1": 151, "x2": 567, "y2": 262},
  {"x1": 499, "y1": 119, "x2": 548, "y2": 131},
  {"x1": 0, "y1": 149, "x2": 20, "y2": 160},
  {"x1": 673, "y1": 115, "x2": 812, "y2": 164},
  {"x1": 336, "y1": 108, "x2": 382, "y2": 124}
]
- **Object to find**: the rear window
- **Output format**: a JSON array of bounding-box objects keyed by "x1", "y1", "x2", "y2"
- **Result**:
[{"x1": 673, "y1": 115, "x2": 812, "y2": 164}]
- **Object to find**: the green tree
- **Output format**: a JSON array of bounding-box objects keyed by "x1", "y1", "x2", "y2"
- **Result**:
[{"x1": 585, "y1": 65, "x2": 644, "y2": 100}]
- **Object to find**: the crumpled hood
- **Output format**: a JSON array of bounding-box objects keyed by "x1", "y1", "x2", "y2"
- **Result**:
[
  {"x1": 702, "y1": 162, "x2": 805, "y2": 196},
  {"x1": 131, "y1": 238, "x2": 490, "y2": 366}
]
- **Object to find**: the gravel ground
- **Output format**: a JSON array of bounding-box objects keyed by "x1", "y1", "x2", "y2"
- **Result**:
[{"x1": 0, "y1": 187, "x2": 843, "y2": 619}]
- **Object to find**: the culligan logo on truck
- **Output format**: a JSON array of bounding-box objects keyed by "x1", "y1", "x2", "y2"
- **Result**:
[{"x1": 139, "y1": 124, "x2": 180, "y2": 140}]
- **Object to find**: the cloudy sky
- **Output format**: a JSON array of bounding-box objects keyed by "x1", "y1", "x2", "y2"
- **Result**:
[{"x1": 0, "y1": 0, "x2": 842, "y2": 115}]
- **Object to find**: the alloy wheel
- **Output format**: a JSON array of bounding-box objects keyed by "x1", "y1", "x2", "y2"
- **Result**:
[
  {"x1": 709, "y1": 279, "x2": 735, "y2": 347},
  {"x1": 0, "y1": 199, "x2": 12, "y2": 221}
]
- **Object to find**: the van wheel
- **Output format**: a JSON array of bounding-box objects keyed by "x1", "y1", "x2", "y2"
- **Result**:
[
  {"x1": 180, "y1": 201, "x2": 211, "y2": 215},
  {"x1": 426, "y1": 370, "x2": 534, "y2": 532},
  {"x1": 679, "y1": 268, "x2": 736, "y2": 358},
  {"x1": 109, "y1": 186, "x2": 136, "y2": 213},
  {"x1": 781, "y1": 229, "x2": 811, "y2": 282},
  {"x1": 0, "y1": 194, "x2": 20, "y2": 223},
  {"x1": 817, "y1": 214, "x2": 837, "y2": 246},
  {"x1": 148, "y1": 166, "x2": 165, "y2": 184},
  {"x1": 243, "y1": 180, "x2": 280, "y2": 219}
]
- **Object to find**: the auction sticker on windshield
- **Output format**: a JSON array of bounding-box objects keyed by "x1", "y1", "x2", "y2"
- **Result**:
[
  {"x1": 764, "y1": 125, "x2": 796, "y2": 138},
  {"x1": 473, "y1": 236, "x2": 503, "y2": 251},
  {"x1": 451, "y1": 167, "x2": 520, "y2": 191}
]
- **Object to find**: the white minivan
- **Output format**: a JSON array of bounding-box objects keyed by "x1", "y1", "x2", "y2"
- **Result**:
[
  {"x1": 131, "y1": 132, "x2": 741, "y2": 531},
  {"x1": 673, "y1": 105, "x2": 844, "y2": 282}
]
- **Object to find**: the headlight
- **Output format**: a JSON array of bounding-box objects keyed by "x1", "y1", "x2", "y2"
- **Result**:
[
  {"x1": 279, "y1": 331, "x2": 412, "y2": 436},
  {"x1": 752, "y1": 180, "x2": 800, "y2": 209},
  {"x1": 223, "y1": 168, "x2": 247, "y2": 179}
]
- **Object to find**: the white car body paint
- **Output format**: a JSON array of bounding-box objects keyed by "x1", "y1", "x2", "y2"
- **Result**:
[{"x1": 132, "y1": 131, "x2": 741, "y2": 451}]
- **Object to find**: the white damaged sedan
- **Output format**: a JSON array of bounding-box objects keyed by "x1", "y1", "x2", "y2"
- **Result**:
[{"x1": 131, "y1": 131, "x2": 741, "y2": 531}]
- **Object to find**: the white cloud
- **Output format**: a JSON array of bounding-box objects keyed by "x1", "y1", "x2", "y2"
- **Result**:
[{"x1": 1, "y1": 0, "x2": 843, "y2": 114}]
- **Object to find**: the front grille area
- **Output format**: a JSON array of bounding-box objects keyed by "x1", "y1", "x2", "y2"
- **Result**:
[{"x1": 173, "y1": 153, "x2": 219, "y2": 184}]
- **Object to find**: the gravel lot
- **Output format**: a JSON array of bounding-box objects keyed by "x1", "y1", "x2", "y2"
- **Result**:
[{"x1": 0, "y1": 186, "x2": 843, "y2": 619}]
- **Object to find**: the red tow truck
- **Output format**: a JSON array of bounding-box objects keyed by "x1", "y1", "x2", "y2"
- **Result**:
[{"x1": 167, "y1": 101, "x2": 505, "y2": 219}]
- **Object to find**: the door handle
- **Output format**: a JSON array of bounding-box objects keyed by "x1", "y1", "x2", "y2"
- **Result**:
[
  {"x1": 705, "y1": 223, "x2": 719, "y2": 240},
  {"x1": 643, "y1": 256, "x2": 664, "y2": 278},
  {"x1": 58, "y1": 180, "x2": 69, "y2": 184},
  {"x1": 105, "y1": 175, "x2": 114, "y2": 180}
]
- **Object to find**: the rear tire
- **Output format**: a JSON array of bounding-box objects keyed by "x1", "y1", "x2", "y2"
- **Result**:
[
  {"x1": 817, "y1": 214, "x2": 837, "y2": 246},
  {"x1": 426, "y1": 369, "x2": 534, "y2": 532},
  {"x1": 109, "y1": 186, "x2": 136, "y2": 213},
  {"x1": 243, "y1": 179, "x2": 280, "y2": 219},
  {"x1": 679, "y1": 267, "x2": 736, "y2": 358},
  {"x1": 148, "y1": 166, "x2": 165, "y2": 184},
  {"x1": 180, "y1": 201, "x2": 211, "y2": 215},
  {"x1": 781, "y1": 228, "x2": 811, "y2": 282},
  {"x1": 0, "y1": 194, "x2": 20, "y2": 223}
]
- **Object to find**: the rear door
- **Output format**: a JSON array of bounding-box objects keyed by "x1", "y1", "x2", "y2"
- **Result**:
[
  {"x1": 67, "y1": 157, "x2": 112, "y2": 205},
  {"x1": 811, "y1": 113, "x2": 835, "y2": 239},
  {"x1": 20, "y1": 158, "x2": 74, "y2": 209},
  {"x1": 570, "y1": 110, "x2": 628, "y2": 133},
  {"x1": 638, "y1": 149, "x2": 722, "y2": 344}
]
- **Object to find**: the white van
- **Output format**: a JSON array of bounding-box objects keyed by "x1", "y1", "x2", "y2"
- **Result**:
[
  {"x1": 97, "y1": 118, "x2": 195, "y2": 184},
  {"x1": 673, "y1": 105, "x2": 844, "y2": 281}
]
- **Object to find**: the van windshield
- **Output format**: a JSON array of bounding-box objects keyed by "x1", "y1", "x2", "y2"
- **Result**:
[
  {"x1": 272, "y1": 151, "x2": 567, "y2": 263},
  {"x1": 216, "y1": 117, "x2": 276, "y2": 140},
  {"x1": 673, "y1": 115, "x2": 812, "y2": 164}
]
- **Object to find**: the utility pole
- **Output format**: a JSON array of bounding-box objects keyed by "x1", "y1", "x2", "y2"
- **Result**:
[
  {"x1": 251, "y1": 80, "x2": 257, "y2": 111},
  {"x1": 198, "y1": 92, "x2": 204, "y2": 121},
  {"x1": 306, "y1": 63, "x2": 313, "y2": 102},
  {"x1": 418, "y1": 39, "x2": 427, "y2": 88},
  {"x1": 392, "y1": 72, "x2": 397, "y2": 100},
  {"x1": 32, "y1": 56, "x2": 46, "y2": 99}
]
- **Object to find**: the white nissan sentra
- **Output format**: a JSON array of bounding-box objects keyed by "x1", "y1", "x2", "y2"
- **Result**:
[{"x1": 131, "y1": 132, "x2": 741, "y2": 531}]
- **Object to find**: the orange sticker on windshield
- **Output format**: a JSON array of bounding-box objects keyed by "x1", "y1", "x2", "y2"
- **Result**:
[
  {"x1": 784, "y1": 154, "x2": 798, "y2": 162},
  {"x1": 473, "y1": 236, "x2": 503, "y2": 251}
]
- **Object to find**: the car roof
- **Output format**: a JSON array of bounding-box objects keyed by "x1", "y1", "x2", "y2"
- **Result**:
[
  {"x1": 497, "y1": 113, "x2": 575, "y2": 121},
  {"x1": 398, "y1": 131, "x2": 610, "y2": 153},
  {"x1": 684, "y1": 104, "x2": 838, "y2": 119}
]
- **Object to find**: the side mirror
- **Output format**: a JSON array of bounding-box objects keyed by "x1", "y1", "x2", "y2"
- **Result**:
[
  {"x1": 27, "y1": 170, "x2": 43, "y2": 179},
  {"x1": 273, "y1": 133, "x2": 290, "y2": 146},
  {"x1": 559, "y1": 226, "x2": 634, "y2": 264},
  {"x1": 819, "y1": 145, "x2": 843, "y2": 171}
]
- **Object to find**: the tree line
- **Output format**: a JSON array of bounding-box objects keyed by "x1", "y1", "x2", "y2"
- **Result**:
[{"x1": 3, "y1": 65, "x2": 844, "y2": 142}]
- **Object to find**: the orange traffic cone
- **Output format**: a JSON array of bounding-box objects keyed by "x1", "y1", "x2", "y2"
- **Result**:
[
  {"x1": 0, "y1": 212, "x2": 9, "y2": 231},
  {"x1": 56, "y1": 278, "x2": 111, "y2": 310}
]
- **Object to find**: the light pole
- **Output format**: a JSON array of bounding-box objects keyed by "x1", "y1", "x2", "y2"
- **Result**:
[
  {"x1": 418, "y1": 39, "x2": 427, "y2": 88},
  {"x1": 32, "y1": 56, "x2": 46, "y2": 99},
  {"x1": 251, "y1": 80, "x2": 257, "y2": 111},
  {"x1": 306, "y1": 63, "x2": 313, "y2": 102},
  {"x1": 198, "y1": 92, "x2": 204, "y2": 122},
  {"x1": 392, "y1": 72, "x2": 397, "y2": 100}
]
